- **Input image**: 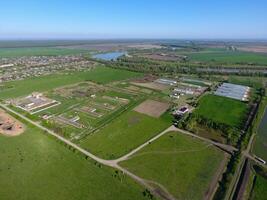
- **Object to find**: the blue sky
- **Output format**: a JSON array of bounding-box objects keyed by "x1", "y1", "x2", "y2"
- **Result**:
[{"x1": 0, "y1": 0, "x2": 266, "y2": 39}]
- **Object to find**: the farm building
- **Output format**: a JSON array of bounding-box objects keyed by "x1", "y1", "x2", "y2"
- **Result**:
[
  {"x1": 13, "y1": 92, "x2": 60, "y2": 114},
  {"x1": 214, "y1": 83, "x2": 250, "y2": 101},
  {"x1": 173, "y1": 106, "x2": 189, "y2": 116}
]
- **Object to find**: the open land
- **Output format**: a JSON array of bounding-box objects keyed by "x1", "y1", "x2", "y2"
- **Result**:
[
  {"x1": 120, "y1": 131, "x2": 225, "y2": 200},
  {"x1": 0, "y1": 47, "x2": 88, "y2": 57},
  {"x1": 0, "y1": 109, "x2": 24, "y2": 136},
  {"x1": 80, "y1": 111, "x2": 171, "y2": 159},
  {"x1": 0, "y1": 67, "x2": 143, "y2": 99},
  {"x1": 194, "y1": 94, "x2": 248, "y2": 128},
  {"x1": 0, "y1": 119, "x2": 151, "y2": 200},
  {"x1": 134, "y1": 99, "x2": 170, "y2": 118},
  {"x1": 1, "y1": 40, "x2": 267, "y2": 200},
  {"x1": 250, "y1": 174, "x2": 267, "y2": 200}
]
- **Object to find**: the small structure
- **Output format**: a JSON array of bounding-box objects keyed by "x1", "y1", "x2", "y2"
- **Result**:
[
  {"x1": 173, "y1": 106, "x2": 189, "y2": 116},
  {"x1": 173, "y1": 88, "x2": 194, "y2": 95},
  {"x1": 169, "y1": 93, "x2": 180, "y2": 99},
  {"x1": 13, "y1": 92, "x2": 60, "y2": 114}
]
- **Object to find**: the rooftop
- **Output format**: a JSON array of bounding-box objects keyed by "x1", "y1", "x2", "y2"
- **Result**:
[{"x1": 214, "y1": 83, "x2": 250, "y2": 101}]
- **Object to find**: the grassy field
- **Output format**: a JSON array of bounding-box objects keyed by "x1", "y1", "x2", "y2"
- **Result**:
[
  {"x1": 195, "y1": 94, "x2": 248, "y2": 128},
  {"x1": 250, "y1": 175, "x2": 267, "y2": 200},
  {"x1": 253, "y1": 98, "x2": 267, "y2": 161},
  {"x1": 0, "y1": 47, "x2": 87, "y2": 57},
  {"x1": 120, "y1": 131, "x2": 225, "y2": 200},
  {"x1": 185, "y1": 50, "x2": 267, "y2": 65},
  {"x1": 0, "y1": 116, "x2": 151, "y2": 200},
  {"x1": 0, "y1": 67, "x2": 143, "y2": 99},
  {"x1": 80, "y1": 110, "x2": 171, "y2": 159},
  {"x1": 228, "y1": 76, "x2": 267, "y2": 89}
]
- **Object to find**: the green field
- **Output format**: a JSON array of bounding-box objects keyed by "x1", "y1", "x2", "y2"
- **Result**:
[
  {"x1": 0, "y1": 116, "x2": 152, "y2": 200},
  {"x1": 0, "y1": 47, "x2": 87, "y2": 57},
  {"x1": 195, "y1": 94, "x2": 248, "y2": 128},
  {"x1": 120, "y1": 131, "x2": 224, "y2": 200},
  {"x1": 250, "y1": 175, "x2": 267, "y2": 200},
  {"x1": 228, "y1": 76, "x2": 266, "y2": 89},
  {"x1": 253, "y1": 99, "x2": 267, "y2": 161},
  {"x1": 80, "y1": 110, "x2": 171, "y2": 159},
  {"x1": 185, "y1": 50, "x2": 267, "y2": 65},
  {"x1": 0, "y1": 67, "x2": 143, "y2": 99}
]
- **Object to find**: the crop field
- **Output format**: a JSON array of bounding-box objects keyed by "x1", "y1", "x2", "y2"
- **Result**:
[
  {"x1": 80, "y1": 110, "x2": 171, "y2": 159},
  {"x1": 185, "y1": 50, "x2": 267, "y2": 65},
  {"x1": 0, "y1": 67, "x2": 143, "y2": 99},
  {"x1": 120, "y1": 131, "x2": 225, "y2": 200},
  {"x1": 195, "y1": 94, "x2": 248, "y2": 128},
  {"x1": 0, "y1": 47, "x2": 87, "y2": 57},
  {"x1": 0, "y1": 118, "x2": 151, "y2": 200},
  {"x1": 250, "y1": 175, "x2": 267, "y2": 200}
]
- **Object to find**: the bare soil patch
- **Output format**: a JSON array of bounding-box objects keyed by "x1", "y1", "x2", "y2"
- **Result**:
[
  {"x1": 132, "y1": 82, "x2": 169, "y2": 91},
  {"x1": 0, "y1": 109, "x2": 25, "y2": 136},
  {"x1": 237, "y1": 46, "x2": 267, "y2": 53},
  {"x1": 134, "y1": 100, "x2": 169, "y2": 118},
  {"x1": 131, "y1": 74, "x2": 158, "y2": 83}
]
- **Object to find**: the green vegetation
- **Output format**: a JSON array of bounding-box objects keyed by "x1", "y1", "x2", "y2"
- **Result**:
[
  {"x1": 194, "y1": 94, "x2": 248, "y2": 128},
  {"x1": 81, "y1": 111, "x2": 171, "y2": 159},
  {"x1": 213, "y1": 151, "x2": 241, "y2": 200},
  {"x1": 40, "y1": 88, "x2": 139, "y2": 140},
  {"x1": 253, "y1": 97, "x2": 267, "y2": 161},
  {"x1": 250, "y1": 166, "x2": 267, "y2": 200},
  {"x1": 0, "y1": 118, "x2": 151, "y2": 200},
  {"x1": 228, "y1": 76, "x2": 266, "y2": 89},
  {"x1": 0, "y1": 47, "x2": 87, "y2": 57},
  {"x1": 250, "y1": 175, "x2": 267, "y2": 200},
  {"x1": 186, "y1": 50, "x2": 267, "y2": 65},
  {"x1": 0, "y1": 67, "x2": 143, "y2": 99},
  {"x1": 179, "y1": 94, "x2": 248, "y2": 144},
  {"x1": 120, "y1": 131, "x2": 224, "y2": 200}
]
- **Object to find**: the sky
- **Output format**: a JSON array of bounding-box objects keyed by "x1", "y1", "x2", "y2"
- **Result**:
[{"x1": 0, "y1": 0, "x2": 266, "y2": 39}]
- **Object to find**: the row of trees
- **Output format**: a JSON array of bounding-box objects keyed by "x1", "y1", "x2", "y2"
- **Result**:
[
  {"x1": 93, "y1": 56, "x2": 267, "y2": 77},
  {"x1": 178, "y1": 113, "x2": 241, "y2": 145}
]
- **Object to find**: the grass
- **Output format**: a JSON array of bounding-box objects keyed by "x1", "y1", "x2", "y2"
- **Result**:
[
  {"x1": 185, "y1": 50, "x2": 267, "y2": 65},
  {"x1": 80, "y1": 110, "x2": 171, "y2": 159},
  {"x1": 195, "y1": 94, "x2": 248, "y2": 128},
  {"x1": 0, "y1": 116, "x2": 151, "y2": 200},
  {"x1": 120, "y1": 131, "x2": 224, "y2": 200},
  {"x1": 0, "y1": 47, "x2": 87, "y2": 57},
  {"x1": 250, "y1": 175, "x2": 267, "y2": 200},
  {"x1": 228, "y1": 76, "x2": 266, "y2": 89},
  {"x1": 0, "y1": 67, "x2": 143, "y2": 99},
  {"x1": 253, "y1": 98, "x2": 267, "y2": 161}
]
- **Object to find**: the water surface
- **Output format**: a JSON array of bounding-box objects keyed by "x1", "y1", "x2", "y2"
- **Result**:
[{"x1": 92, "y1": 52, "x2": 125, "y2": 61}]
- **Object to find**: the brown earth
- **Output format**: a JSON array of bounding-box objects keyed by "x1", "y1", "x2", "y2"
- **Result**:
[
  {"x1": 0, "y1": 109, "x2": 25, "y2": 136},
  {"x1": 134, "y1": 100, "x2": 169, "y2": 118},
  {"x1": 237, "y1": 46, "x2": 267, "y2": 53},
  {"x1": 131, "y1": 82, "x2": 170, "y2": 91}
]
